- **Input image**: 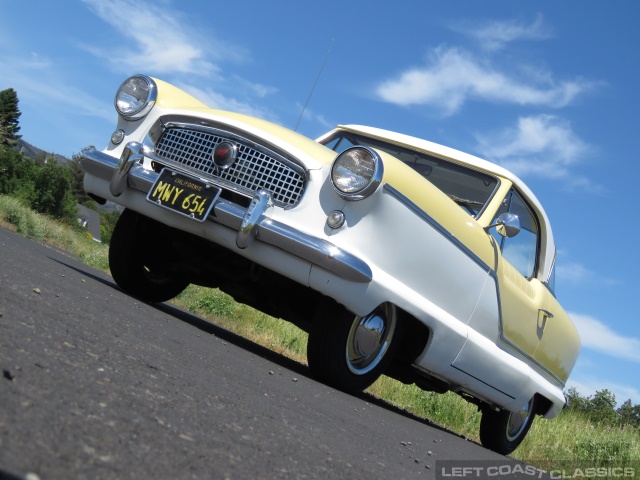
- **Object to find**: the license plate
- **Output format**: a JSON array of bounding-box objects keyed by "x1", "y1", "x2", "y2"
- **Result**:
[{"x1": 147, "y1": 169, "x2": 221, "y2": 222}]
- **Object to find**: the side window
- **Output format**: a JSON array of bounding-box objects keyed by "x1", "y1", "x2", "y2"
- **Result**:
[{"x1": 492, "y1": 189, "x2": 539, "y2": 278}]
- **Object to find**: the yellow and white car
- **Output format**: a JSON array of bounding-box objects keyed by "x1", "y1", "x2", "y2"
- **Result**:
[{"x1": 81, "y1": 75, "x2": 580, "y2": 454}]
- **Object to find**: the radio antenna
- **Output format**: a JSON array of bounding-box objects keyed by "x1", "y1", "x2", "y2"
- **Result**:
[{"x1": 295, "y1": 39, "x2": 334, "y2": 132}]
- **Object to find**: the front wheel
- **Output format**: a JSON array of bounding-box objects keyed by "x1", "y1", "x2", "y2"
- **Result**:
[
  {"x1": 109, "y1": 209, "x2": 189, "y2": 303},
  {"x1": 479, "y1": 397, "x2": 536, "y2": 455},
  {"x1": 307, "y1": 301, "x2": 400, "y2": 393}
]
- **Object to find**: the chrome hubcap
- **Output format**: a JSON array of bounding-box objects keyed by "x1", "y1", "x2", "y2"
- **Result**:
[
  {"x1": 346, "y1": 304, "x2": 396, "y2": 375},
  {"x1": 506, "y1": 399, "x2": 532, "y2": 441}
]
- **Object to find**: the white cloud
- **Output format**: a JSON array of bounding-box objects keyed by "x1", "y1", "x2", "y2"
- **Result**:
[
  {"x1": 0, "y1": 54, "x2": 113, "y2": 123},
  {"x1": 232, "y1": 76, "x2": 278, "y2": 98},
  {"x1": 79, "y1": 0, "x2": 283, "y2": 124},
  {"x1": 452, "y1": 13, "x2": 553, "y2": 51},
  {"x1": 176, "y1": 83, "x2": 278, "y2": 122},
  {"x1": 26, "y1": 52, "x2": 52, "y2": 69},
  {"x1": 473, "y1": 114, "x2": 590, "y2": 180},
  {"x1": 569, "y1": 312, "x2": 640, "y2": 363},
  {"x1": 292, "y1": 102, "x2": 334, "y2": 133},
  {"x1": 81, "y1": 0, "x2": 246, "y2": 76},
  {"x1": 556, "y1": 262, "x2": 594, "y2": 284},
  {"x1": 555, "y1": 259, "x2": 619, "y2": 286},
  {"x1": 375, "y1": 47, "x2": 592, "y2": 115}
]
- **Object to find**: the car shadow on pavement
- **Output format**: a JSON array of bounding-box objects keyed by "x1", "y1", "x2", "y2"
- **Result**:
[
  {"x1": 49, "y1": 257, "x2": 470, "y2": 443},
  {"x1": 154, "y1": 301, "x2": 466, "y2": 440},
  {"x1": 0, "y1": 468, "x2": 29, "y2": 480},
  {"x1": 48, "y1": 257, "x2": 117, "y2": 289}
]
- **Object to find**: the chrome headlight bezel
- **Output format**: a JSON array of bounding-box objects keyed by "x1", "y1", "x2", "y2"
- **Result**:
[
  {"x1": 114, "y1": 75, "x2": 157, "y2": 121},
  {"x1": 330, "y1": 146, "x2": 383, "y2": 201}
]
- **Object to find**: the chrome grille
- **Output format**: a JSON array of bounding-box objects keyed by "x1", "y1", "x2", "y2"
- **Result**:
[{"x1": 154, "y1": 127, "x2": 305, "y2": 206}]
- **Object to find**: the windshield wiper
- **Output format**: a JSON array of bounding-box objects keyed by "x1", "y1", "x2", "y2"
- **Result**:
[{"x1": 447, "y1": 194, "x2": 484, "y2": 213}]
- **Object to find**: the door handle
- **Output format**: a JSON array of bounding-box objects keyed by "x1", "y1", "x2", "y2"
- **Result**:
[{"x1": 539, "y1": 309, "x2": 554, "y2": 319}]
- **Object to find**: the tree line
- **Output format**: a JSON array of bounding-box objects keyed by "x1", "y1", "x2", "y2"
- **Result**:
[
  {"x1": 565, "y1": 387, "x2": 640, "y2": 429},
  {"x1": 0, "y1": 87, "x2": 119, "y2": 242}
]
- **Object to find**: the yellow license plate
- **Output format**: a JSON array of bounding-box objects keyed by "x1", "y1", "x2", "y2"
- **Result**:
[{"x1": 147, "y1": 169, "x2": 221, "y2": 222}]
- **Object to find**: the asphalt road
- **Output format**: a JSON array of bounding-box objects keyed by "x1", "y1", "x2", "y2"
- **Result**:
[{"x1": 0, "y1": 226, "x2": 532, "y2": 480}]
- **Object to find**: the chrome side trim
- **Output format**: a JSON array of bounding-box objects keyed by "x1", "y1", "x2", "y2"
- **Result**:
[
  {"x1": 501, "y1": 336, "x2": 566, "y2": 387},
  {"x1": 547, "y1": 251, "x2": 557, "y2": 284},
  {"x1": 80, "y1": 147, "x2": 372, "y2": 283},
  {"x1": 451, "y1": 365, "x2": 516, "y2": 400},
  {"x1": 383, "y1": 184, "x2": 493, "y2": 273}
]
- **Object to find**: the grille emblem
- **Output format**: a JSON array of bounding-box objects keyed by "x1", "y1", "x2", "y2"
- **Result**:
[{"x1": 212, "y1": 141, "x2": 238, "y2": 170}]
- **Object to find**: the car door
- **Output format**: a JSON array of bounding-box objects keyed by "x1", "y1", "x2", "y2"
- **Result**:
[
  {"x1": 492, "y1": 188, "x2": 580, "y2": 385},
  {"x1": 533, "y1": 284, "x2": 580, "y2": 384},
  {"x1": 491, "y1": 189, "x2": 547, "y2": 358}
]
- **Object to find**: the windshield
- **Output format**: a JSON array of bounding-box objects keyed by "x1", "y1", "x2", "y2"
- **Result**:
[{"x1": 320, "y1": 132, "x2": 499, "y2": 217}]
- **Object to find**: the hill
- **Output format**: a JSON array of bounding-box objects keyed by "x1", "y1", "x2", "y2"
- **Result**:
[{"x1": 15, "y1": 138, "x2": 69, "y2": 165}]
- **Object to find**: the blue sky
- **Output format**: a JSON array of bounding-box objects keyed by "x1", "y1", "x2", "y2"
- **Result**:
[{"x1": 2, "y1": 1, "x2": 639, "y2": 405}]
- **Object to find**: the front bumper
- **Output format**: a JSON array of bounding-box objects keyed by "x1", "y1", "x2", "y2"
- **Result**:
[{"x1": 81, "y1": 143, "x2": 372, "y2": 284}]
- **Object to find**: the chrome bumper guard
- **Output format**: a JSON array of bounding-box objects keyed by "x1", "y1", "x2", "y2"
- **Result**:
[{"x1": 81, "y1": 145, "x2": 372, "y2": 283}]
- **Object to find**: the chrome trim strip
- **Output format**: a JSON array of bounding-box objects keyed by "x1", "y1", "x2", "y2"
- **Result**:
[
  {"x1": 383, "y1": 184, "x2": 493, "y2": 273},
  {"x1": 80, "y1": 147, "x2": 372, "y2": 283},
  {"x1": 501, "y1": 335, "x2": 566, "y2": 387},
  {"x1": 451, "y1": 365, "x2": 516, "y2": 400},
  {"x1": 547, "y1": 251, "x2": 557, "y2": 284}
]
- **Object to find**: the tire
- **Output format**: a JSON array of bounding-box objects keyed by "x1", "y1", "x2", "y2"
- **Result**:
[
  {"x1": 479, "y1": 397, "x2": 536, "y2": 455},
  {"x1": 307, "y1": 300, "x2": 400, "y2": 393},
  {"x1": 109, "y1": 209, "x2": 189, "y2": 303}
]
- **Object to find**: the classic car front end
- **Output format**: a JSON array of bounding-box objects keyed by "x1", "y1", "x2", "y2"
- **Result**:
[{"x1": 81, "y1": 75, "x2": 580, "y2": 455}]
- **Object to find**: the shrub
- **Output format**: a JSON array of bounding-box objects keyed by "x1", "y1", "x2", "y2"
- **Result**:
[{"x1": 194, "y1": 291, "x2": 237, "y2": 318}]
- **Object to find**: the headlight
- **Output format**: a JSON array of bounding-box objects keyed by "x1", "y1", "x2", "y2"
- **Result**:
[
  {"x1": 114, "y1": 75, "x2": 157, "y2": 121},
  {"x1": 330, "y1": 146, "x2": 383, "y2": 200}
]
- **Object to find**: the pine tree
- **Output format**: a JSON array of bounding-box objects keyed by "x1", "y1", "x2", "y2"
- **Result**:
[
  {"x1": 68, "y1": 152, "x2": 91, "y2": 204},
  {"x1": 617, "y1": 399, "x2": 640, "y2": 428},
  {"x1": 0, "y1": 88, "x2": 22, "y2": 147}
]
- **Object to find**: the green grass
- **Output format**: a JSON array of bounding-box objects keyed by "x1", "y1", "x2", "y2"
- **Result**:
[
  {"x1": 0, "y1": 195, "x2": 109, "y2": 270},
  {"x1": 518, "y1": 411, "x2": 639, "y2": 471},
  {"x1": 2, "y1": 193, "x2": 638, "y2": 473},
  {"x1": 173, "y1": 284, "x2": 308, "y2": 362}
]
